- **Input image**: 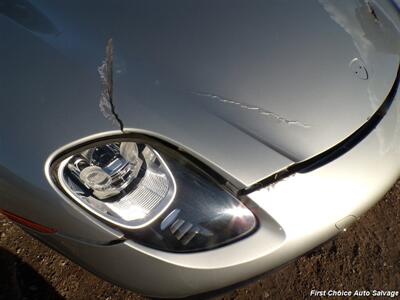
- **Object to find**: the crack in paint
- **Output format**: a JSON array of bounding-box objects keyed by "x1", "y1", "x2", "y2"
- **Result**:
[
  {"x1": 193, "y1": 92, "x2": 311, "y2": 128},
  {"x1": 98, "y1": 38, "x2": 124, "y2": 131},
  {"x1": 366, "y1": 1, "x2": 380, "y2": 23}
]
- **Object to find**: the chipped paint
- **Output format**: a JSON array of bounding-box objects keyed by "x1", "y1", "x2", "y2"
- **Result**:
[
  {"x1": 193, "y1": 92, "x2": 311, "y2": 128},
  {"x1": 98, "y1": 38, "x2": 124, "y2": 131},
  {"x1": 366, "y1": 1, "x2": 380, "y2": 23}
]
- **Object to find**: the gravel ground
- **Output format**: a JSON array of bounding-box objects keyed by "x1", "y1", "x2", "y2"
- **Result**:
[{"x1": 0, "y1": 181, "x2": 399, "y2": 300}]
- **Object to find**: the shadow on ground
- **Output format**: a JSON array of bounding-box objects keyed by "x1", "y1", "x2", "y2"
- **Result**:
[{"x1": 0, "y1": 247, "x2": 63, "y2": 300}]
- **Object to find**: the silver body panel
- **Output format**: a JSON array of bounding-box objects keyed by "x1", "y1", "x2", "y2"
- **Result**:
[
  {"x1": 0, "y1": 0, "x2": 400, "y2": 297},
  {"x1": 0, "y1": 0, "x2": 399, "y2": 186},
  {"x1": 33, "y1": 86, "x2": 400, "y2": 298}
]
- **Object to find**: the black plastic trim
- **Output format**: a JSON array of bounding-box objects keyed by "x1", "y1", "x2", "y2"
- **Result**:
[{"x1": 239, "y1": 64, "x2": 400, "y2": 196}]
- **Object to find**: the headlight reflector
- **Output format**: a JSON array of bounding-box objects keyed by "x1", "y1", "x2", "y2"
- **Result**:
[{"x1": 52, "y1": 137, "x2": 257, "y2": 252}]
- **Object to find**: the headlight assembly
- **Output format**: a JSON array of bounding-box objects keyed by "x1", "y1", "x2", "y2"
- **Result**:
[{"x1": 51, "y1": 136, "x2": 257, "y2": 252}]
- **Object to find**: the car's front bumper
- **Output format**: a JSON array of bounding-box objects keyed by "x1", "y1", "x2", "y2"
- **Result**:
[{"x1": 28, "y1": 81, "x2": 400, "y2": 299}]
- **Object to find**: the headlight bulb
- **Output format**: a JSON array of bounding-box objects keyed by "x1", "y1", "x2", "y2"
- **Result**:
[
  {"x1": 67, "y1": 143, "x2": 143, "y2": 200},
  {"x1": 79, "y1": 166, "x2": 112, "y2": 192}
]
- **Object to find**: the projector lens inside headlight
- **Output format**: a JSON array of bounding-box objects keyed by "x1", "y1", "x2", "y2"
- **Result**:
[{"x1": 52, "y1": 137, "x2": 257, "y2": 252}]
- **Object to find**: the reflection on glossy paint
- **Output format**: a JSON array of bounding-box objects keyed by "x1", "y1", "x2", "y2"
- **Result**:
[
  {"x1": 319, "y1": 0, "x2": 400, "y2": 155},
  {"x1": 319, "y1": 0, "x2": 398, "y2": 63},
  {"x1": 0, "y1": 0, "x2": 59, "y2": 35}
]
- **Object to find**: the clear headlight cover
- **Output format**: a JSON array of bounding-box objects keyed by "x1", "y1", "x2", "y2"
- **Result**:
[{"x1": 52, "y1": 137, "x2": 257, "y2": 252}]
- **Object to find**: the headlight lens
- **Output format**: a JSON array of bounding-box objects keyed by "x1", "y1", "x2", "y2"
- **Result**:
[{"x1": 52, "y1": 137, "x2": 257, "y2": 252}]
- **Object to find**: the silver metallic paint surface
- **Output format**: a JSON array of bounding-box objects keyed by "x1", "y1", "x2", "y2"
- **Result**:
[
  {"x1": 32, "y1": 85, "x2": 400, "y2": 298},
  {"x1": 0, "y1": 0, "x2": 400, "y2": 297},
  {"x1": 0, "y1": 10, "x2": 124, "y2": 242},
  {"x1": 1, "y1": 0, "x2": 399, "y2": 187}
]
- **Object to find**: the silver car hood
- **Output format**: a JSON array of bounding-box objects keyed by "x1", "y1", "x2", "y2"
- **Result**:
[{"x1": 1, "y1": 0, "x2": 399, "y2": 188}]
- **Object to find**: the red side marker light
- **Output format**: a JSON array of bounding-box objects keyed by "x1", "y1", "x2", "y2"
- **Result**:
[{"x1": 0, "y1": 209, "x2": 57, "y2": 234}]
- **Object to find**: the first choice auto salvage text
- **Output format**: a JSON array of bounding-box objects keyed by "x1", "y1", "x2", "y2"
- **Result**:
[{"x1": 310, "y1": 289, "x2": 399, "y2": 298}]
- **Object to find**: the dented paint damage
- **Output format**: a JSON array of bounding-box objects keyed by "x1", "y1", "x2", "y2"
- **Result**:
[
  {"x1": 97, "y1": 0, "x2": 400, "y2": 191},
  {"x1": 99, "y1": 37, "x2": 311, "y2": 131},
  {"x1": 92, "y1": 0, "x2": 399, "y2": 188},
  {"x1": 193, "y1": 92, "x2": 311, "y2": 128},
  {"x1": 0, "y1": 0, "x2": 399, "y2": 220},
  {"x1": 1, "y1": 1, "x2": 400, "y2": 298}
]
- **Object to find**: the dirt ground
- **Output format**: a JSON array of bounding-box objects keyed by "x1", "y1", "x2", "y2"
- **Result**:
[{"x1": 0, "y1": 181, "x2": 399, "y2": 300}]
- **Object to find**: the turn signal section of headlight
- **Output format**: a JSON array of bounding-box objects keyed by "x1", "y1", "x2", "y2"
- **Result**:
[{"x1": 50, "y1": 137, "x2": 257, "y2": 252}]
